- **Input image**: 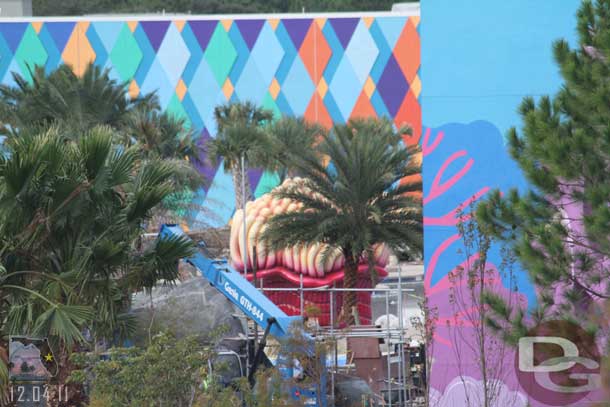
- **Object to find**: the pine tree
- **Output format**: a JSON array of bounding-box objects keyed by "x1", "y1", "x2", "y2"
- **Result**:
[{"x1": 477, "y1": 0, "x2": 609, "y2": 337}]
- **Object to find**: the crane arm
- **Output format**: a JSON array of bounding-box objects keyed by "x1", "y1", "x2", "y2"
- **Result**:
[{"x1": 159, "y1": 224, "x2": 301, "y2": 339}]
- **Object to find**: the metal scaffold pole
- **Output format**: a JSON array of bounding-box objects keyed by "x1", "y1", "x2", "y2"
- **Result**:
[
  {"x1": 386, "y1": 290, "x2": 392, "y2": 407},
  {"x1": 330, "y1": 286, "x2": 335, "y2": 404},
  {"x1": 300, "y1": 272, "x2": 304, "y2": 317},
  {"x1": 253, "y1": 285, "x2": 417, "y2": 404},
  {"x1": 240, "y1": 153, "x2": 249, "y2": 379},
  {"x1": 398, "y1": 266, "x2": 407, "y2": 405}
]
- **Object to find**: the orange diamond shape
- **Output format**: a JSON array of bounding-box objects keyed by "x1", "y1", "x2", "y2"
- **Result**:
[
  {"x1": 317, "y1": 78, "x2": 328, "y2": 99},
  {"x1": 268, "y1": 19, "x2": 280, "y2": 30},
  {"x1": 299, "y1": 22, "x2": 331, "y2": 84},
  {"x1": 174, "y1": 20, "x2": 186, "y2": 32},
  {"x1": 411, "y1": 16, "x2": 420, "y2": 29},
  {"x1": 269, "y1": 78, "x2": 281, "y2": 100},
  {"x1": 61, "y1": 22, "x2": 95, "y2": 77},
  {"x1": 363, "y1": 76, "x2": 376, "y2": 98},
  {"x1": 176, "y1": 79, "x2": 187, "y2": 101},
  {"x1": 222, "y1": 78, "x2": 234, "y2": 100},
  {"x1": 394, "y1": 19, "x2": 420, "y2": 83},
  {"x1": 128, "y1": 80, "x2": 140, "y2": 99},
  {"x1": 221, "y1": 19, "x2": 233, "y2": 32},
  {"x1": 411, "y1": 75, "x2": 421, "y2": 99}
]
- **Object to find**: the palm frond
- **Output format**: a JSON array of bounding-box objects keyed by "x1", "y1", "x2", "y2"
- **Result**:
[
  {"x1": 125, "y1": 159, "x2": 176, "y2": 222},
  {"x1": 126, "y1": 234, "x2": 194, "y2": 291},
  {"x1": 264, "y1": 116, "x2": 325, "y2": 179},
  {"x1": 264, "y1": 118, "x2": 423, "y2": 266},
  {"x1": 32, "y1": 304, "x2": 93, "y2": 347}
]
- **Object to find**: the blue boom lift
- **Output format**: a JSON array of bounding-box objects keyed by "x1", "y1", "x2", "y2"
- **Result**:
[{"x1": 159, "y1": 224, "x2": 326, "y2": 406}]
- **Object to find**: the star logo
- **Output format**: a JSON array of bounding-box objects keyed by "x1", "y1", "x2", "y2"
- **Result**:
[{"x1": 44, "y1": 353, "x2": 53, "y2": 362}]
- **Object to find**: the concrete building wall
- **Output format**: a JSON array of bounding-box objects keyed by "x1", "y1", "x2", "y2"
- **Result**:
[{"x1": 0, "y1": 0, "x2": 32, "y2": 17}]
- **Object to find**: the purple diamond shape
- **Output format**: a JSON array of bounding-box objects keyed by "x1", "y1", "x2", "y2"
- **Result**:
[
  {"x1": 376, "y1": 55, "x2": 409, "y2": 117},
  {"x1": 140, "y1": 21, "x2": 170, "y2": 52},
  {"x1": 282, "y1": 19, "x2": 312, "y2": 50},
  {"x1": 194, "y1": 128, "x2": 220, "y2": 193},
  {"x1": 247, "y1": 168, "x2": 263, "y2": 193},
  {"x1": 329, "y1": 18, "x2": 358, "y2": 49},
  {"x1": 188, "y1": 20, "x2": 218, "y2": 51},
  {"x1": 46, "y1": 22, "x2": 76, "y2": 52},
  {"x1": 235, "y1": 19, "x2": 265, "y2": 51},
  {"x1": 0, "y1": 23, "x2": 28, "y2": 53}
]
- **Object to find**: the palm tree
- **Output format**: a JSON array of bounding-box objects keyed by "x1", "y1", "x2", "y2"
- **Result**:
[
  {"x1": 261, "y1": 118, "x2": 423, "y2": 324},
  {"x1": 265, "y1": 116, "x2": 326, "y2": 183},
  {"x1": 207, "y1": 101, "x2": 273, "y2": 210},
  {"x1": 0, "y1": 126, "x2": 194, "y2": 351},
  {"x1": 0, "y1": 63, "x2": 155, "y2": 136},
  {"x1": 0, "y1": 265, "x2": 91, "y2": 404},
  {"x1": 126, "y1": 107, "x2": 205, "y2": 226},
  {"x1": 0, "y1": 63, "x2": 205, "y2": 224}
]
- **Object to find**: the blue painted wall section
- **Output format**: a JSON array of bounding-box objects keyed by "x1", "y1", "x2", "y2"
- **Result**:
[{"x1": 421, "y1": 1, "x2": 582, "y2": 405}]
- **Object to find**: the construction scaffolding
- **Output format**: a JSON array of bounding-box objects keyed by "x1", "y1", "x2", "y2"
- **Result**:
[{"x1": 250, "y1": 281, "x2": 427, "y2": 407}]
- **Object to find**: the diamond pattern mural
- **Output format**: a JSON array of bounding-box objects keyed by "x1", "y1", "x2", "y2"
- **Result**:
[{"x1": 0, "y1": 15, "x2": 420, "y2": 225}]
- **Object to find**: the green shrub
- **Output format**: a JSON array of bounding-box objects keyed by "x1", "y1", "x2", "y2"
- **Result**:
[
  {"x1": 71, "y1": 330, "x2": 309, "y2": 406},
  {"x1": 71, "y1": 332, "x2": 213, "y2": 407}
]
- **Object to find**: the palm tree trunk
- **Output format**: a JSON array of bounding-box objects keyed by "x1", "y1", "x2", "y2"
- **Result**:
[
  {"x1": 232, "y1": 166, "x2": 253, "y2": 211},
  {"x1": 0, "y1": 344, "x2": 8, "y2": 401},
  {"x1": 342, "y1": 254, "x2": 358, "y2": 325}
]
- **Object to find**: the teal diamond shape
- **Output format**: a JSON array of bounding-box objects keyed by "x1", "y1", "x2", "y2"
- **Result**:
[
  {"x1": 166, "y1": 93, "x2": 191, "y2": 131},
  {"x1": 15, "y1": 25, "x2": 48, "y2": 81},
  {"x1": 203, "y1": 23, "x2": 237, "y2": 87},
  {"x1": 261, "y1": 92, "x2": 281, "y2": 119},
  {"x1": 110, "y1": 24, "x2": 143, "y2": 82},
  {"x1": 254, "y1": 171, "x2": 280, "y2": 198}
]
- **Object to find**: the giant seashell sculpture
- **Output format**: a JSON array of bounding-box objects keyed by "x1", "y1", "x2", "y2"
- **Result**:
[{"x1": 229, "y1": 177, "x2": 389, "y2": 325}]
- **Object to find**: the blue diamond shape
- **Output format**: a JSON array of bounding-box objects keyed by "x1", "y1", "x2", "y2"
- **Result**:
[
  {"x1": 235, "y1": 58, "x2": 267, "y2": 105},
  {"x1": 157, "y1": 23, "x2": 190, "y2": 87},
  {"x1": 92, "y1": 22, "x2": 123, "y2": 53},
  {"x1": 328, "y1": 58, "x2": 360, "y2": 121},
  {"x1": 189, "y1": 58, "x2": 222, "y2": 135},
  {"x1": 345, "y1": 20, "x2": 378, "y2": 85},
  {"x1": 250, "y1": 22, "x2": 284, "y2": 86},
  {"x1": 281, "y1": 57, "x2": 314, "y2": 117},
  {"x1": 140, "y1": 58, "x2": 173, "y2": 109}
]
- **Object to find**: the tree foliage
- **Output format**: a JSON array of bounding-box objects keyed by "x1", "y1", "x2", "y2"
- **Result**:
[
  {"x1": 207, "y1": 101, "x2": 273, "y2": 210},
  {"x1": 0, "y1": 64, "x2": 153, "y2": 136},
  {"x1": 0, "y1": 127, "x2": 194, "y2": 347},
  {"x1": 0, "y1": 63, "x2": 204, "y2": 225},
  {"x1": 477, "y1": 0, "x2": 610, "y2": 342},
  {"x1": 71, "y1": 331, "x2": 303, "y2": 407},
  {"x1": 210, "y1": 101, "x2": 274, "y2": 173},
  {"x1": 71, "y1": 332, "x2": 214, "y2": 407},
  {"x1": 265, "y1": 116, "x2": 326, "y2": 183},
  {"x1": 447, "y1": 203, "x2": 519, "y2": 407}
]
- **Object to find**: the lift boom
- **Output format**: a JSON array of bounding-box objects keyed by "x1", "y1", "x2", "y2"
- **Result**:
[
  {"x1": 159, "y1": 224, "x2": 325, "y2": 406},
  {"x1": 160, "y1": 224, "x2": 301, "y2": 338}
]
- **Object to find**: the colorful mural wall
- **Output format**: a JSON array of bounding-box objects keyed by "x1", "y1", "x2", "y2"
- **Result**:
[
  {"x1": 420, "y1": 1, "x2": 599, "y2": 406},
  {"x1": 0, "y1": 14, "x2": 420, "y2": 226},
  {"x1": 4, "y1": 3, "x2": 594, "y2": 404}
]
